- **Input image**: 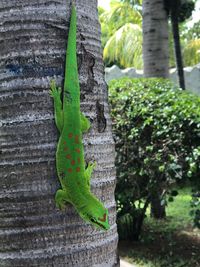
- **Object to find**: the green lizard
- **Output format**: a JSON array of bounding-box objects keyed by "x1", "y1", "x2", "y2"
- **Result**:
[{"x1": 49, "y1": 4, "x2": 110, "y2": 231}]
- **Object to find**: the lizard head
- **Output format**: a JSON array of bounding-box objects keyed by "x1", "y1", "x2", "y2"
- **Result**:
[
  {"x1": 79, "y1": 196, "x2": 110, "y2": 231},
  {"x1": 87, "y1": 208, "x2": 110, "y2": 231}
]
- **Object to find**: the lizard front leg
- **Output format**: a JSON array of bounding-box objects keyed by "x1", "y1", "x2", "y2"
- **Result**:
[
  {"x1": 81, "y1": 112, "x2": 90, "y2": 133},
  {"x1": 84, "y1": 162, "x2": 96, "y2": 188},
  {"x1": 50, "y1": 80, "x2": 64, "y2": 133}
]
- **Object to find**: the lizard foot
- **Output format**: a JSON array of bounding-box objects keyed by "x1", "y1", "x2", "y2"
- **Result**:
[
  {"x1": 88, "y1": 161, "x2": 96, "y2": 170},
  {"x1": 49, "y1": 80, "x2": 62, "y2": 99},
  {"x1": 85, "y1": 161, "x2": 97, "y2": 187},
  {"x1": 81, "y1": 112, "x2": 91, "y2": 133},
  {"x1": 55, "y1": 189, "x2": 69, "y2": 211}
]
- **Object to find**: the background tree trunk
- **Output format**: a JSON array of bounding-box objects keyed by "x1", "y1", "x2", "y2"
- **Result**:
[
  {"x1": 0, "y1": 0, "x2": 119, "y2": 266},
  {"x1": 150, "y1": 189, "x2": 166, "y2": 219},
  {"x1": 142, "y1": 0, "x2": 168, "y2": 219},
  {"x1": 142, "y1": 0, "x2": 169, "y2": 78}
]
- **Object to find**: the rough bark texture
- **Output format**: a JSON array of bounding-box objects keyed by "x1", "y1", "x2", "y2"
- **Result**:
[
  {"x1": 0, "y1": 0, "x2": 119, "y2": 266},
  {"x1": 142, "y1": 0, "x2": 169, "y2": 78}
]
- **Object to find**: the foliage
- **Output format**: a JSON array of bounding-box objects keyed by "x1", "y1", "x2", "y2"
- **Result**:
[
  {"x1": 99, "y1": 9, "x2": 111, "y2": 48},
  {"x1": 98, "y1": 6, "x2": 106, "y2": 17},
  {"x1": 99, "y1": 0, "x2": 199, "y2": 68},
  {"x1": 103, "y1": 23, "x2": 143, "y2": 68},
  {"x1": 183, "y1": 21, "x2": 200, "y2": 41},
  {"x1": 183, "y1": 39, "x2": 200, "y2": 66},
  {"x1": 119, "y1": 188, "x2": 200, "y2": 267},
  {"x1": 164, "y1": 0, "x2": 195, "y2": 22},
  {"x1": 146, "y1": 187, "x2": 193, "y2": 230},
  {"x1": 109, "y1": 78, "x2": 200, "y2": 239},
  {"x1": 167, "y1": 1, "x2": 199, "y2": 67},
  {"x1": 180, "y1": 20, "x2": 200, "y2": 67},
  {"x1": 99, "y1": 0, "x2": 143, "y2": 68},
  {"x1": 101, "y1": 0, "x2": 142, "y2": 36},
  {"x1": 119, "y1": 0, "x2": 143, "y2": 10},
  {"x1": 120, "y1": 0, "x2": 143, "y2": 5},
  {"x1": 179, "y1": 0, "x2": 195, "y2": 22}
]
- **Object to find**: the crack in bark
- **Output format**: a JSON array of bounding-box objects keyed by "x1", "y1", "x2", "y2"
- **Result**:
[
  {"x1": 96, "y1": 100, "x2": 107, "y2": 133},
  {"x1": 79, "y1": 43, "x2": 97, "y2": 100}
]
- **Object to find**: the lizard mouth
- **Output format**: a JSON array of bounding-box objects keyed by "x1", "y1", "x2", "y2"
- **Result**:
[{"x1": 90, "y1": 217, "x2": 108, "y2": 230}]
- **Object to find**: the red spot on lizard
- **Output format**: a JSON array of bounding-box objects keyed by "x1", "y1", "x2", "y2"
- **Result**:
[
  {"x1": 76, "y1": 167, "x2": 80, "y2": 172},
  {"x1": 71, "y1": 160, "x2": 75, "y2": 166},
  {"x1": 68, "y1": 133, "x2": 73, "y2": 138},
  {"x1": 75, "y1": 135, "x2": 79, "y2": 144},
  {"x1": 66, "y1": 154, "x2": 71, "y2": 159},
  {"x1": 75, "y1": 148, "x2": 80, "y2": 153}
]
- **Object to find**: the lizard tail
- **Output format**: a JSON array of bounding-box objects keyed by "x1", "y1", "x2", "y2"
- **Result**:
[{"x1": 63, "y1": 3, "x2": 80, "y2": 103}]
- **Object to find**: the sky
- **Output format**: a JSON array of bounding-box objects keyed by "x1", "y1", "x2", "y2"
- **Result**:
[
  {"x1": 98, "y1": 0, "x2": 111, "y2": 10},
  {"x1": 98, "y1": 0, "x2": 200, "y2": 25},
  {"x1": 192, "y1": 0, "x2": 200, "y2": 24}
]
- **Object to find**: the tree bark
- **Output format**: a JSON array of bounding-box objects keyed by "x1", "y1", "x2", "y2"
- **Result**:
[
  {"x1": 150, "y1": 189, "x2": 166, "y2": 219},
  {"x1": 0, "y1": 0, "x2": 119, "y2": 266},
  {"x1": 142, "y1": 0, "x2": 169, "y2": 78}
]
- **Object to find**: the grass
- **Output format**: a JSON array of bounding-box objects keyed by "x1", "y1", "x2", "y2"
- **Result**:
[
  {"x1": 145, "y1": 187, "x2": 192, "y2": 232},
  {"x1": 119, "y1": 187, "x2": 200, "y2": 267}
]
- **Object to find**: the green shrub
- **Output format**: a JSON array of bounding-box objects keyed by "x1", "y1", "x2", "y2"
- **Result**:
[{"x1": 109, "y1": 78, "x2": 200, "y2": 239}]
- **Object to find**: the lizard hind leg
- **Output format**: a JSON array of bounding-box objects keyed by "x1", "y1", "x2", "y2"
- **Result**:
[{"x1": 55, "y1": 189, "x2": 70, "y2": 210}]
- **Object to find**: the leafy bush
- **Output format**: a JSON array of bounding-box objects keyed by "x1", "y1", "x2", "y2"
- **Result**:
[{"x1": 109, "y1": 78, "x2": 200, "y2": 239}]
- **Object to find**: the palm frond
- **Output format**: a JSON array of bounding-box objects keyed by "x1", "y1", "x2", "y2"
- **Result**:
[
  {"x1": 103, "y1": 23, "x2": 143, "y2": 69},
  {"x1": 183, "y1": 39, "x2": 200, "y2": 66},
  {"x1": 100, "y1": 0, "x2": 142, "y2": 35}
]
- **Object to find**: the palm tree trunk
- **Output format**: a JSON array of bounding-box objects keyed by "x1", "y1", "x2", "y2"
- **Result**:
[
  {"x1": 171, "y1": 0, "x2": 186, "y2": 90},
  {"x1": 142, "y1": 0, "x2": 169, "y2": 219},
  {"x1": 142, "y1": 0, "x2": 169, "y2": 78},
  {"x1": 0, "y1": 0, "x2": 119, "y2": 266}
]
